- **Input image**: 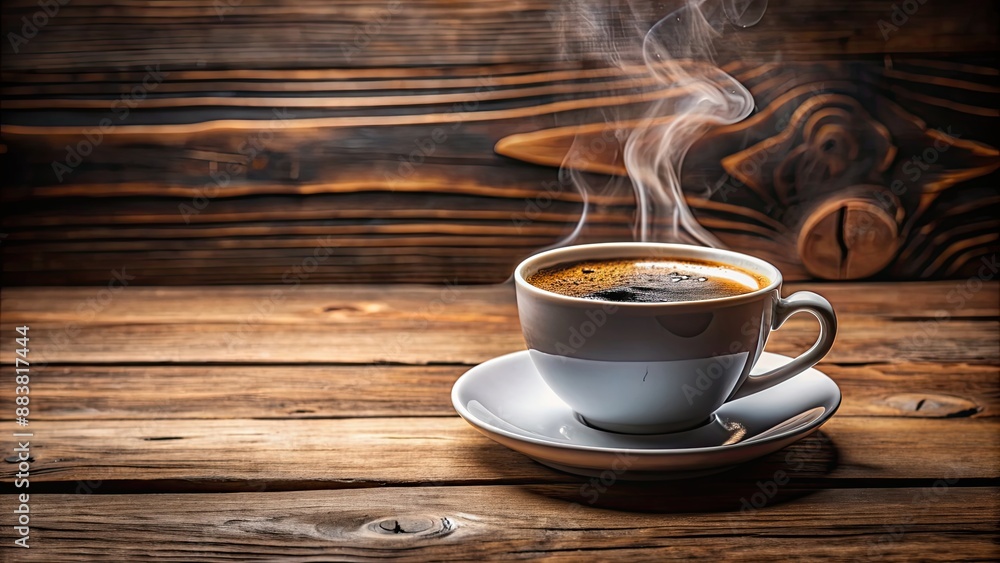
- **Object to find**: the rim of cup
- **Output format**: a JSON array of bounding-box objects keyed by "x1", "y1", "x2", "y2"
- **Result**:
[{"x1": 514, "y1": 242, "x2": 782, "y2": 309}]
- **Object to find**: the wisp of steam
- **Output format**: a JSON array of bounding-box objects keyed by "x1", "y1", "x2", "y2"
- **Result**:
[{"x1": 557, "y1": 0, "x2": 765, "y2": 249}]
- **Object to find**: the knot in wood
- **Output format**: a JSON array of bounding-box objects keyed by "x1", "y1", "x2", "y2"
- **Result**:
[
  {"x1": 374, "y1": 515, "x2": 440, "y2": 536},
  {"x1": 798, "y1": 186, "x2": 902, "y2": 279},
  {"x1": 883, "y1": 393, "x2": 982, "y2": 418}
]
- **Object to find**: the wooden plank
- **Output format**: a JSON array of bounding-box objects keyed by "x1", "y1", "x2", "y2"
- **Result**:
[
  {"x1": 0, "y1": 193, "x2": 605, "y2": 227},
  {"x1": 1, "y1": 283, "x2": 997, "y2": 365},
  {"x1": 3, "y1": 61, "x2": 998, "y2": 287},
  {"x1": 24, "y1": 362, "x2": 999, "y2": 421},
  {"x1": 0, "y1": 1, "x2": 994, "y2": 76},
  {"x1": 2, "y1": 417, "x2": 996, "y2": 492},
  {"x1": 4, "y1": 282, "x2": 995, "y2": 321},
  {"x1": 785, "y1": 281, "x2": 1000, "y2": 317},
  {"x1": 4, "y1": 61, "x2": 998, "y2": 286},
  {"x1": 8, "y1": 487, "x2": 998, "y2": 561}
]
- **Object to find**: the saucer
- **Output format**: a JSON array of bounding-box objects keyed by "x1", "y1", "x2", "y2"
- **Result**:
[{"x1": 451, "y1": 350, "x2": 841, "y2": 479}]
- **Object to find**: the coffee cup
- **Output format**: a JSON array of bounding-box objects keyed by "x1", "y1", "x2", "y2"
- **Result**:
[{"x1": 514, "y1": 242, "x2": 837, "y2": 434}]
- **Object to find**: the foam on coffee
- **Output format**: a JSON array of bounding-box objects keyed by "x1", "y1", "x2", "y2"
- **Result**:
[{"x1": 527, "y1": 257, "x2": 768, "y2": 303}]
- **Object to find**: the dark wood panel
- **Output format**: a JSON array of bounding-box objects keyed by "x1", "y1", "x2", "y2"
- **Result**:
[
  {"x1": 496, "y1": 60, "x2": 1000, "y2": 280},
  {"x1": 1, "y1": 2, "x2": 998, "y2": 285},
  {"x1": 0, "y1": 0, "x2": 995, "y2": 74}
]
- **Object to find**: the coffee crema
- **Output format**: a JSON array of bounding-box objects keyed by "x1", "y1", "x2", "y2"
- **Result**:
[{"x1": 526, "y1": 257, "x2": 768, "y2": 303}]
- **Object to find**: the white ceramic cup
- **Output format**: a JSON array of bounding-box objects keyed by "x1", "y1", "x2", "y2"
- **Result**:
[{"x1": 514, "y1": 242, "x2": 837, "y2": 434}]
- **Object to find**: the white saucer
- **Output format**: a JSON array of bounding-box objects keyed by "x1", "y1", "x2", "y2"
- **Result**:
[{"x1": 452, "y1": 351, "x2": 841, "y2": 479}]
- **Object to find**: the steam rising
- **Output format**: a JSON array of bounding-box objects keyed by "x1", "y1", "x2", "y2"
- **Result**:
[
  {"x1": 557, "y1": 0, "x2": 764, "y2": 248},
  {"x1": 626, "y1": 0, "x2": 758, "y2": 245}
]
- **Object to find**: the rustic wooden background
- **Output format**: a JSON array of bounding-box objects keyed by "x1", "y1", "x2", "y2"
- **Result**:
[{"x1": 1, "y1": 0, "x2": 998, "y2": 285}]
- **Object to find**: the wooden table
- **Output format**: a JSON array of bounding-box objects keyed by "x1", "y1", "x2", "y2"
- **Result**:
[{"x1": 2, "y1": 281, "x2": 998, "y2": 560}]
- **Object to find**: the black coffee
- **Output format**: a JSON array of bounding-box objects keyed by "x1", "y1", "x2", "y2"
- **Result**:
[{"x1": 527, "y1": 257, "x2": 767, "y2": 303}]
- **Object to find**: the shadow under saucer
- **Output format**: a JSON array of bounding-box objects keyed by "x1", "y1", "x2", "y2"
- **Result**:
[{"x1": 520, "y1": 430, "x2": 840, "y2": 514}]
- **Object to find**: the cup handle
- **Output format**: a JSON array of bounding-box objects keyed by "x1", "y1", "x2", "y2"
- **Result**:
[{"x1": 729, "y1": 291, "x2": 838, "y2": 401}]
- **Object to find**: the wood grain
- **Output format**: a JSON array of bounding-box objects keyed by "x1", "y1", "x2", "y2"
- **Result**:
[
  {"x1": 495, "y1": 62, "x2": 1000, "y2": 281},
  {"x1": 20, "y1": 316, "x2": 995, "y2": 364},
  {"x1": 2, "y1": 2, "x2": 997, "y2": 285},
  {"x1": 1, "y1": 416, "x2": 996, "y2": 492},
  {"x1": 0, "y1": 1, "x2": 995, "y2": 74},
  {"x1": 0, "y1": 281, "x2": 994, "y2": 558},
  {"x1": 8, "y1": 487, "x2": 998, "y2": 561},
  {"x1": 22, "y1": 362, "x2": 998, "y2": 421},
  {"x1": 2, "y1": 282, "x2": 997, "y2": 365}
]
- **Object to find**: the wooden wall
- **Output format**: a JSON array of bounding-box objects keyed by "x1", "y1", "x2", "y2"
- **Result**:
[{"x1": 1, "y1": 0, "x2": 997, "y2": 285}]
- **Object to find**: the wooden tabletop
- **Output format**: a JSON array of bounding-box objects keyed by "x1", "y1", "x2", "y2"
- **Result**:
[{"x1": 1, "y1": 281, "x2": 998, "y2": 560}]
